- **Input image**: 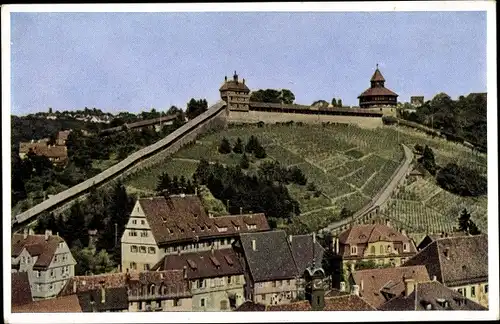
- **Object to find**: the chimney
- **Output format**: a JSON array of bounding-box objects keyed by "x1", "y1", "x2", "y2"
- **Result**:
[
  {"x1": 313, "y1": 232, "x2": 316, "y2": 244},
  {"x1": 252, "y1": 239, "x2": 256, "y2": 251},
  {"x1": 100, "y1": 285, "x2": 106, "y2": 304},
  {"x1": 401, "y1": 229, "x2": 407, "y2": 237},
  {"x1": 352, "y1": 284, "x2": 360, "y2": 296},
  {"x1": 340, "y1": 282, "x2": 346, "y2": 292},
  {"x1": 289, "y1": 235, "x2": 292, "y2": 243},
  {"x1": 335, "y1": 237, "x2": 339, "y2": 254},
  {"x1": 28, "y1": 228, "x2": 35, "y2": 235},
  {"x1": 432, "y1": 275, "x2": 437, "y2": 282},
  {"x1": 23, "y1": 228, "x2": 28, "y2": 239},
  {"x1": 360, "y1": 279, "x2": 364, "y2": 292},
  {"x1": 183, "y1": 266, "x2": 187, "y2": 279},
  {"x1": 242, "y1": 78, "x2": 245, "y2": 85},
  {"x1": 45, "y1": 230, "x2": 52, "y2": 240},
  {"x1": 73, "y1": 280, "x2": 77, "y2": 293},
  {"x1": 233, "y1": 71, "x2": 238, "y2": 82},
  {"x1": 224, "y1": 76, "x2": 227, "y2": 82},
  {"x1": 404, "y1": 278, "x2": 415, "y2": 296}
]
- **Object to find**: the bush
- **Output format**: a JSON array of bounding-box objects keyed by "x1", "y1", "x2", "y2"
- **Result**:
[
  {"x1": 233, "y1": 137, "x2": 244, "y2": 154},
  {"x1": 382, "y1": 116, "x2": 398, "y2": 125},
  {"x1": 257, "y1": 121, "x2": 265, "y2": 128},
  {"x1": 218, "y1": 137, "x2": 232, "y2": 154},
  {"x1": 240, "y1": 153, "x2": 250, "y2": 169},
  {"x1": 436, "y1": 163, "x2": 487, "y2": 197},
  {"x1": 254, "y1": 144, "x2": 267, "y2": 159}
]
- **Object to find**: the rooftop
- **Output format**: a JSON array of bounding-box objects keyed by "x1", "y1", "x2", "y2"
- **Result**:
[
  {"x1": 11, "y1": 272, "x2": 33, "y2": 306},
  {"x1": 12, "y1": 233, "x2": 68, "y2": 270},
  {"x1": 289, "y1": 234, "x2": 325, "y2": 276},
  {"x1": 12, "y1": 294, "x2": 82, "y2": 313},
  {"x1": 238, "y1": 295, "x2": 376, "y2": 311},
  {"x1": 338, "y1": 224, "x2": 412, "y2": 245}
]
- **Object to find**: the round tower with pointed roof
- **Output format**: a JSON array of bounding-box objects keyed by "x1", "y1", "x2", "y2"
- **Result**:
[
  {"x1": 358, "y1": 65, "x2": 398, "y2": 108},
  {"x1": 219, "y1": 71, "x2": 251, "y2": 111}
]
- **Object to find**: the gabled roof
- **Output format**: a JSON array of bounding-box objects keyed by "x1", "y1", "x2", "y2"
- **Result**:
[
  {"x1": 403, "y1": 234, "x2": 488, "y2": 287},
  {"x1": 358, "y1": 87, "x2": 398, "y2": 98},
  {"x1": 11, "y1": 272, "x2": 33, "y2": 306},
  {"x1": 370, "y1": 68, "x2": 386, "y2": 82},
  {"x1": 351, "y1": 265, "x2": 430, "y2": 308},
  {"x1": 289, "y1": 234, "x2": 325, "y2": 275},
  {"x1": 339, "y1": 224, "x2": 412, "y2": 245},
  {"x1": 12, "y1": 234, "x2": 66, "y2": 270},
  {"x1": 378, "y1": 281, "x2": 487, "y2": 311},
  {"x1": 235, "y1": 300, "x2": 267, "y2": 311},
  {"x1": 138, "y1": 195, "x2": 269, "y2": 245},
  {"x1": 152, "y1": 248, "x2": 244, "y2": 280},
  {"x1": 239, "y1": 230, "x2": 299, "y2": 282},
  {"x1": 12, "y1": 294, "x2": 82, "y2": 313}
]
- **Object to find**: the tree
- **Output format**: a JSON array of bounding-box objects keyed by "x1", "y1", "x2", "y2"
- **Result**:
[
  {"x1": 156, "y1": 172, "x2": 172, "y2": 193},
  {"x1": 280, "y1": 89, "x2": 295, "y2": 104},
  {"x1": 289, "y1": 166, "x2": 307, "y2": 185},
  {"x1": 331, "y1": 98, "x2": 337, "y2": 107},
  {"x1": 254, "y1": 144, "x2": 267, "y2": 159},
  {"x1": 436, "y1": 163, "x2": 487, "y2": 197},
  {"x1": 233, "y1": 137, "x2": 244, "y2": 154},
  {"x1": 72, "y1": 247, "x2": 116, "y2": 276},
  {"x1": 245, "y1": 135, "x2": 259, "y2": 153},
  {"x1": 218, "y1": 137, "x2": 232, "y2": 154},
  {"x1": 418, "y1": 145, "x2": 437, "y2": 175},
  {"x1": 240, "y1": 153, "x2": 250, "y2": 169},
  {"x1": 312, "y1": 100, "x2": 329, "y2": 108},
  {"x1": 458, "y1": 208, "x2": 481, "y2": 235},
  {"x1": 66, "y1": 201, "x2": 87, "y2": 247},
  {"x1": 186, "y1": 98, "x2": 208, "y2": 120},
  {"x1": 338, "y1": 99, "x2": 343, "y2": 107},
  {"x1": 194, "y1": 159, "x2": 210, "y2": 184},
  {"x1": 414, "y1": 144, "x2": 424, "y2": 154}
]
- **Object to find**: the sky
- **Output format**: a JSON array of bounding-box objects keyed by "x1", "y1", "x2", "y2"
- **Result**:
[{"x1": 9, "y1": 10, "x2": 487, "y2": 115}]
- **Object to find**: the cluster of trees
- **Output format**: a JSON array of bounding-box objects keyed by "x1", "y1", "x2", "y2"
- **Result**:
[
  {"x1": 258, "y1": 160, "x2": 307, "y2": 185},
  {"x1": 436, "y1": 163, "x2": 487, "y2": 197},
  {"x1": 331, "y1": 98, "x2": 343, "y2": 107},
  {"x1": 400, "y1": 92, "x2": 487, "y2": 149},
  {"x1": 218, "y1": 136, "x2": 267, "y2": 160},
  {"x1": 193, "y1": 159, "x2": 301, "y2": 220},
  {"x1": 156, "y1": 173, "x2": 197, "y2": 195},
  {"x1": 250, "y1": 89, "x2": 295, "y2": 105},
  {"x1": 186, "y1": 98, "x2": 208, "y2": 120},
  {"x1": 414, "y1": 144, "x2": 487, "y2": 197},
  {"x1": 35, "y1": 182, "x2": 134, "y2": 274},
  {"x1": 310, "y1": 98, "x2": 343, "y2": 109},
  {"x1": 457, "y1": 208, "x2": 481, "y2": 235}
]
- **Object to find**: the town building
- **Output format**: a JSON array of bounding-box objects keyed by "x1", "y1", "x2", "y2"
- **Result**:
[
  {"x1": 333, "y1": 224, "x2": 417, "y2": 273},
  {"x1": 152, "y1": 248, "x2": 245, "y2": 311},
  {"x1": 11, "y1": 229, "x2": 76, "y2": 300},
  {"x1": 410, "y1": 96, "x2": 424, "y2": 108},
  {"x1": 56, "y1": 130, "x2": 72, "y2": 146},
  {"x1": 219, "y1": 71, "x2": 251, "y2": 111},
  {"x1": 18, "y1": 141, "x2": 69, "y2": 167},
  {"x1": 11, "y1": 272, "x2": 33, "y2": 307},
  {"x1": 378, "y1": 280, "x2": 487, "y2": 311},
  {"x1": 348, "y1": 265, "x2": 430, "y2": 308},
  {"x1": 233, "y1": 230, "x2": 300, "y2": 305},
  {"x1": 416, "y1": 231, "x2": 465, "y2": 251},
  {"x1": 59, "y1": 270, "x2": 192, "y2": 312},
  {"x1": 403, "y1": 234, "x2": 488, "y2": 308},
  {"x1": 358, "y1": 65, "x2": 398, "y2": 108},
  {"x1": 120, "y1": 194, "x2": 269, "y2": 273}
]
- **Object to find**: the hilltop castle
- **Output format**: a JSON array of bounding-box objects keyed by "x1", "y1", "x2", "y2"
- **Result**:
[{"x1": 357, "y1": 65, "x2": 399, "y2": 108}]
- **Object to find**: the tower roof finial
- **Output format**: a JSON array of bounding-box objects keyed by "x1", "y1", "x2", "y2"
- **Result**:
[{"x1": 376, "y1": 63, "x2": 379, "y2": 69}]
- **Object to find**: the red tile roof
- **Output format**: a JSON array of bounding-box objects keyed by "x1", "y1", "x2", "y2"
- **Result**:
[
  {"x1": 11, "y1": 272, "x2": 33, "y2": 306},
  {"x1": 139, "y1": 195, "x2": 269, "y2": 245},
  {"x1": 358, "y1": 86, "x2": 398, "y2": 98},
  {"x1": 152, "y1": 248, "x2": 244, "y2": 280},
  {"x1": 351, "y1": 265, "x2": 430, "y2": 308},
  {"x1": 18, "y1": 142, "x2": 68, "y2": 160},
  {"x1": 339, "y1": 224, "x2": 412, "y2": 245},
  {"x1": 370, "y1": 68, "x2": 386, "y2": 82},
  {"x1": 265, "y1": 295, "x2": 376, "y2": 311},
  {"x1": 12, "y1": 294, "x2": 82, "y2": 313},
  {"x1": 12, "y1": 234, "x2": 65, "y2": 270}
]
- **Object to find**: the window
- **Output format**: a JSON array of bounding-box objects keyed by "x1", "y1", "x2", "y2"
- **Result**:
[
  {"x1": 129, "y1": 231, "x2": 137, "y2": 237},
  {"x1": 173, "y1": 298, "x2": 181, "y2": 307},
  {"x1": 387, "y1": 245, "x2": 392, "y2": 253},
  {"x1": 485, "y1": 284, "x2": 488, "y2": 293},
  {"x1": 131, "y1": 245, "x2": 138, "y2": 253},
  {"x1": 37, "y1": 284, "x2": 41, "y2": 292},
  {"x1": 458, "y1": 288, "x2": 465, "y2": 297},
  {"x1": 471, "y1": 286, "x2": 476, "y2": 297},
  {"x1": 220, "y1": 300, "x2": 228, "y2": 310},
  {"x1": 141, "y1": 231, "x2": 148, "y2": 237},
  {"x1": 144, "y1": 264, "x2": 150, "y2": 271},
  {"x1": 148, "y1": 247, "x2": 156, "y2": 254},
  {"x1": 272, "y1": 281, "x2": 277, "y2": 288},
  {"x1": 49, "y1": 284, "x2": 54, "y2": 291},
  {"x1": 287, "y1": 280, "x2": 291, "y2": 286},
  {"x1": 403, "y1": 243, "x2": 408, "y2": 252},
  {"x1": 200, "y1": 298, "x2": 205, "y2": 307},
  {"x1": 140, "y1": 246, "x2": 147, "y2": 253},
  {"x1": 197, "y1": 279, "x2": 205, "y2": 289},
  {"x1": 351, "y1": 245, "x2": 358, "y2": 255},
  {"x1": 130, "y1": 262, "x2": 137, "y2": 270},
  {"x1": 35, "y1": 271, "x2": 40, "y2": 278},
  {"x1": 141, "y1": 220, "x2": 145, "y2": 225},
  {"x1": 50, "y1": 270, "x2": 55, "y2": 278},
  {"x1": 149, "y1": 284, "x2": 155, "y2": 295},
  {"x1": 370, "y1": 246, "x2": 375, "y2": 254},
  {"x1": 132, "y1": 219, "x2": 137, "y2": 225}
]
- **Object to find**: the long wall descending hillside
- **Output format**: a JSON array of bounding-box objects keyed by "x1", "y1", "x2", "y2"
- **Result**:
[
  {"x1": 13, "y1": 101, "x2": 228, "y2": 230},
  {"x1": 319, "y1": 144, "x2": 414, "y2": 236}
]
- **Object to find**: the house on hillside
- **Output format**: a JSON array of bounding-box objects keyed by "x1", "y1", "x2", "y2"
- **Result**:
[
  {"x1": 378, "y1": 280, "x2": 487, "y2": 311},
  {"x1": 232, "y1": 230, "x2": 300, "y2": 305},
  {"x1": 152, "y1": 248, "x2": 245, "y2": 311},
  {"x1": 219, "y1": 71, "x2": 251, "y2": 111},
  {"x1": 120, "y1": 194, "x2": 269, "y2": 273},
  {"x1": 11, "y1": 229, "x2": 76, "y2": 300},
  {"x1": 403, "y1": 234, "x2": 488, "y2": 308},
  {"x1": 19, "y1": 141, "x2": 68, "y2": 167},
  {"x1": 59, "y1": 270, "x2": 191, "y2": 312},
  {"x1": 348, "y1": 265, "x2": 430, "y2": 308},
  {"x1": 332, "y1": 224, "x2": 417, "y2": 275}
]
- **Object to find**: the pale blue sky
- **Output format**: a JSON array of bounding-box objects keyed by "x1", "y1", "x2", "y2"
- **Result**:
[{"x1": 10, "y1": 11, "x2": 486, "y2": 115}]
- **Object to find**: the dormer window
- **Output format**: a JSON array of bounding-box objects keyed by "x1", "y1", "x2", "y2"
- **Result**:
[
  {"x1": 235, "y1": 225, "x2": 240, "y2": 231},
  {"x1": 350, "y1": 245, "x2": 358, "y2": 255},
  {"x1": 403, "y1": 243, "x2": 409, "y2": 252},
  {"x1": 387, "y1": 245, "x2": 392, "y2": 253}
]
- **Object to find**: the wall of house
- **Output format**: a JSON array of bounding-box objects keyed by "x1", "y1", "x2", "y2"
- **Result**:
[
  {"x1": 121, "y1": 201, "x2": 162, "y2": 272},
  {"x1": 128, "y1": 297, "x2": 193, "y2": 312},
  {"x1": 227, "y1": 110, "x2": 383, "y2": 129},
  {"x1": 161, "y1": 237, "x2": 236, "y2": 255},
  {"x1": 190, "y1": 275, "x2": 245, "y2": 311},
  {"x1": 253, "y1": 279, "x2": 298, "y2": 305},
  {"x1": 452, "y1": 282, "x2": 489, "y2": 308}
]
